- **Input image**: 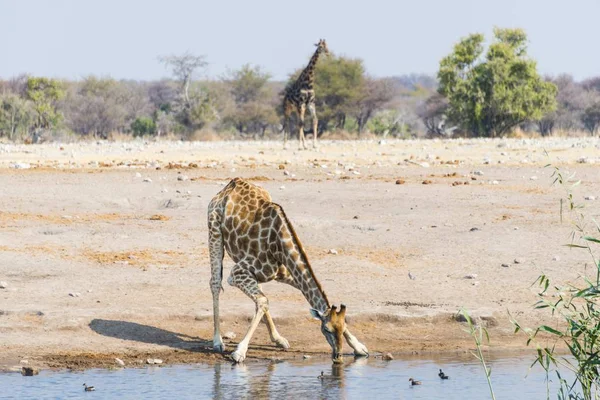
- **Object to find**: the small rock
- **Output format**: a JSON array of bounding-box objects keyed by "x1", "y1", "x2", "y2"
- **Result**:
[
  {"x1": 146, "y1": 358, "x2": 163, "y2": 365},
  {"x1": 115, "y1": 358, "x2": 125, "y2": 366},
  {"x1": 279, "y1": 186, "x2": 285, "y2": 190},
  {"x1": 11, "y1": 162, "x2": 31, "y2": 169},
  {"x1": 473, "y1": 170, "x2": 484, "y2": 176},
  {"x1": 501, "y1": 263, "x2": 509, "y2": 268},
  {"x1": 222, "y1": 331, "x2": 236, "y2": 340},
  {"x1": 353, "y1": 215, "x2": 359, "y2": 219},
  {"x1": 161, "y1": 188, "x2": 168, "y2": 193},
  {"x1": 68, "y1": 292, "x2": 81, "y2": 297},
  {"x1": 577, "y1": 157, "x2": 590, "y2": 164},
  {"x1": 492, "y1": 180, "x2": 499, "y2": 185},
  {"x1": 419, "y1": 162, "x2": 430, "y2": 168},
  {"x1": 21, "y1": 366, "x2": 39, "y2": 376},
  {"x1": 303, "y1": 355, "x2": 311, "y2": 359},
  {"x1": 553, "y1": 255, "x2": 560, "y2": 261},
  {"x1": 408, "y1": 272, "x2": 416, "y2": 280},
  {"x1": 513, "y1": 227, "x2": 519, "y2": 230},
  {"x1": 530, "y1": 176, "x2": 538, "y2": 181},
  {"x1": 283, "y1": 170, "x2": 290, "y2": 176},
  {"x1": 143, "y1": 178, "x2": 152, "y2": 183},
  {"x1": 135, "y1": 172, "x2": 142, "y2": 178},
  {"x1": 328, "y1": 249, "x2": 338, "y2": 255},
  {"x1": 584, "y1": 195, "x2": 595, "y2": 201},
  {"x1": 464, "y1": 274, "x2": 478, "y2": 279},
  {"x1": 469, "y1": 227, "x2": 479, "y2": 232},
  {"x1": 514, "y1": 258, "x2": 523, "y2": 264},
  {"x1": 278, "y1": 164, "x2": 286, "y2": 170},
  {"x1": 177, "y1": 175, "x2": 188, "y2": 181},
  {"x1": 352, "y1": 170, "x2": 361, "y2": 175},
  {"x1": 383, "y1": 353, "x2": 394, "y2": 361},
  {"x1": 395, "y1": 179, "x2": 405, "y2": 185},
  {"x1": 0, "y1": 281, "x2": 7, "y2": 289},
  {"x1": 422, "y1": 180, "x2": 433, "y2": 185}
]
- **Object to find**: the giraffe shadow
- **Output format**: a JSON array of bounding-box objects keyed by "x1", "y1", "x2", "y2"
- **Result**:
[{"x1": 89, "y1": 319, "x2": 213, "y2": 353}]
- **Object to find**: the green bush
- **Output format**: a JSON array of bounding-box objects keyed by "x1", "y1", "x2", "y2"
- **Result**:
[{"x1": 131, "y1": 117, "x2": 156, "y2": 137}]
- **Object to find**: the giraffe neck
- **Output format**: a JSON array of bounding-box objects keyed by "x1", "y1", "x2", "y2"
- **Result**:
[
  {"x1": 299, "y1": 47, "x2": 323, "y2": 86},
  {"x1": 276, "y1": 207, "x2": 330, "y2": 313}
]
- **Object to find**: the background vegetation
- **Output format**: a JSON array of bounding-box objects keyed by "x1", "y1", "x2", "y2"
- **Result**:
[{"x1": 1, "y1": 28, "x2": 599, "y2": 142}]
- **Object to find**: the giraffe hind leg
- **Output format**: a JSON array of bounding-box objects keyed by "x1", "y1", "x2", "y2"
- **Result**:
[
  {"x1": 309, "y1": 102, "x2": 318, "y2": 148},
  {"x1": 262, "y1": 307, "x2": 290, "y2": 349},
  {"x1": 228, "y1": 260, "x2": 269, "y2": 363},
  {"x1": 208, "y1": 210, "x2": 225, "y2": 352},
  {"x1": 298, "y1": 103, "x2": 307, "y2": 150}
]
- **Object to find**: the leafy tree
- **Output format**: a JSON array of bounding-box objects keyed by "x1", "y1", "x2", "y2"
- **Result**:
[
  {"x1": 0, "y1": 92, "x2": 33, "y2": 140},
  {"x1": 438, "y1": 28, "x2": 557, "y2": 137},
  {"x1": 26, "y1": 77, "x2": 65, "y2": 131},
  {"x1": 223, "y1": 64, "x2": 278, "y2": 136},
  {"x1": 314, "y1": 56, "x2": 365, "y2": 132},
  {"x1": 66, "y1": 76, "x2": 127, "y2": 138}
]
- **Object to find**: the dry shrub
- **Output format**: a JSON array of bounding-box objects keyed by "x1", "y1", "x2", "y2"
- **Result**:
[
  {"x1": 551, "y1": 129, "x2": 590, "y2": 138},
  {"x1": 505, "y1": 127, "x2": 541, "y2": 139},
  {"x1": 188, "y1": 129, "x2": 222, "y2": 142},
  {"x1": 319, "y1": 130, "x2": 359, "y2": 140},
  {"x1": 108, "y1": 131, "x2": 134, "y2": 142}
]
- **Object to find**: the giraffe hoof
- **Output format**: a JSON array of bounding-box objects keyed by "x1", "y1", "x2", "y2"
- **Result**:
[
  {"x1": 274, "y1": 337, "x2": 290, "y2": 350},
  {"x1": 231, "y1": 350, "x2": 246, "y2": 363},
  {"x1": 213, "y1": 344, "x2": 224, "y2": 353},
  {"x1": 353, "y1": 343, "x2": 369, "y2": 357}
]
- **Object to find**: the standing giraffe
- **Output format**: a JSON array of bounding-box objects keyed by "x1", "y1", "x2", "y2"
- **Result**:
[
  {"x1": 282, "y1": 39, "x2": 329, "y2": 149},
  {"x1": 208, "y1": 178, "x2": 369, "y2": 363}
]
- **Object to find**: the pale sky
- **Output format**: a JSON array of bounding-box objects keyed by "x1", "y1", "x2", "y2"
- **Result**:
[{"x1": 2, "y1": 0, "x2": 598, "y2": 82}]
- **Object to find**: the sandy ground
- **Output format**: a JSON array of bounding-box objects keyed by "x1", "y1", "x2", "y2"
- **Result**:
[{"x1": 0, "y1": 137, "x2": 599, "y2": 371}]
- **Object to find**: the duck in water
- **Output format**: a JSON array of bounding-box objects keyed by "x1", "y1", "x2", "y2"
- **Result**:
[
  {"x1": 318, "y1": 371, "x2": 325, "y2": 380},
  {"x1": 408, "y1": 378, "x2": 422, "y2": 386},
  {"x1": 438, "y1": 369, "x2": 449, "y2": 379},
  {"x1": 83, "y1": 383, "x2": 95, "y2": 392}
]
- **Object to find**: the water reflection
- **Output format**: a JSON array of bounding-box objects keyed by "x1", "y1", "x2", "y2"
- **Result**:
[{"x1": 1, "y1": 353, "x2": 572, "y2": 400}]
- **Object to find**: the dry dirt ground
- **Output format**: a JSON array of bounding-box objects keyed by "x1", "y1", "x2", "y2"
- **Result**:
[{"x1": 0, "y1": 138, "x2": 599, "y2": 371}]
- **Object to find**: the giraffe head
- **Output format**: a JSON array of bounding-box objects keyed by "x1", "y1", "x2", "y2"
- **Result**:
[
  {"x1": 310, "y1": 304, "x2": 347, "y2": 364},
  {"x1": 315, "y1": 39, "x2": 330, "y2": 56}
]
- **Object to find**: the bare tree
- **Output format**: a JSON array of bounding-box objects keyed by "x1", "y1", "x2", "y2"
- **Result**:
[
  {"x1": 158, "y1": 52, "x2": 207, "y2": 106},
  {"x1": 354, "y1": 77, "x2": 395, "y2": 134},
  {"x1": 416, "y1": 93, "x2": 456, "y2": 137},
  {"x1": 537, "y1": 75, "x2": 588, "y2": 135}
]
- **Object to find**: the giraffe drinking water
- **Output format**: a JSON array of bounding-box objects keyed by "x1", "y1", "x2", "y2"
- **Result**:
[{"x1": 207, "y1": 178, "x2": 368, "y2": 363}]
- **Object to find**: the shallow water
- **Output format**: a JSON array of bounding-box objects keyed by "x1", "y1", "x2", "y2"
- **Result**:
[{"x1": 0, "y1": 353, "x2": 567, "y2": 399}]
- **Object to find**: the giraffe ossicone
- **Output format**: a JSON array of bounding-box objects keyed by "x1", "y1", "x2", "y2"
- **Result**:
[
  {"x1": 282, "y1": 39, "x2": 330, "y2": 150},
  {"x1": 207, "y1": 178, "x2": 368, "y2": 364}
]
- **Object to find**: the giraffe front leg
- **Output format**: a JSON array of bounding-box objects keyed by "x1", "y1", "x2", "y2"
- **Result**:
[
  {"x1": 228, "y1": 264, "x2": 267, "y2": 363},
  {"x1": 344, "y1": 328, "x2": 369, "y2": 357}
]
